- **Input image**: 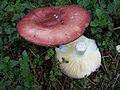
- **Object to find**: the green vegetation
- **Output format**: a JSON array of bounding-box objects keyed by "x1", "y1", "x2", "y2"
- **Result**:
[{"x1": 0, "y1": 0, "x2": 120, "y2": 89}]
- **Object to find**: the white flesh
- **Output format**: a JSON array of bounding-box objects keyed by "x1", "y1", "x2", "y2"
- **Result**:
[{"x1": 55, "y1": 35, "x2": 101, "y2": 78}]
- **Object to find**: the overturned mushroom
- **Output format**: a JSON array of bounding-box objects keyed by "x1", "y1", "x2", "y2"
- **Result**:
[
  {"x1": 55, "y1": 36, "x2": 101, "y2": 78},
  {"x1": 16, "y1": 6, "x2": 101, "y2": 78}
]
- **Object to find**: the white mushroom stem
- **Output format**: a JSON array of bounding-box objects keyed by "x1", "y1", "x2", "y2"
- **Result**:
[
  {"x1": 55, "y1": 35, "x2": 101, "y2": 79},
  {"x1": 76, "y1": 42, "x2": 87, "y2": 55}
]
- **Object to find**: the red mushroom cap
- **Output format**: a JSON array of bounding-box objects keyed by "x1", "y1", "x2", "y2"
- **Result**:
[{"x1": 16, "y1": 6, "x2": 90, "y2": 46}]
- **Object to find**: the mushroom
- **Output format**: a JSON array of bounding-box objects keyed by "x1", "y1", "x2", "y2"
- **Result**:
[
  {"x1": 16, "y1": 6, "x2": 90, "y2": 46},
  {"x1": 55, "y1": 35, "x2": 101, "y2": 78},
  {"x1": 16, "y1": 6, "x2": 101, "y2": 78}
]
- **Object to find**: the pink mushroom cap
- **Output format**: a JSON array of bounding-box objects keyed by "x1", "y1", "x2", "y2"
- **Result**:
[{"x1": 16, "y1": 6, "x2": 90, "y2": 46}]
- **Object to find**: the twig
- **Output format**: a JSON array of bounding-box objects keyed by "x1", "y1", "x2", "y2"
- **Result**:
[
  {"x1": 112, "y1": 74, "x2": 120, "y2": 88},
  {"x1": 78, "y1": 85, "x2": 83, "y2": 90},
  {"x1": 29, "y1": 60, "x2": 38, "y2": 84},
  {"x1": 29, "y1": 49, "x2": 37, "y2": 57},
  {"x1": 102, "y1": 56, "x2": 109, "y2": 74},
  {"x1": 38, "y1": 67, "x2": 43, "y2": 82},
  {"x1": 108, "y1": 54, "x2": 115, "y2": 61},
  {"x1": 86, "y1": 77, "x2": 96, "y2": 85},
  {"x1": 63, "y1": 77, "x2": 67, "y2": 90},
  {"x1": 113, "y1": 26, "x2": 120, "y2": 30},
  {"x1": 48, "y1": 85, "x2": 51, "y2": 90},
  {"x1": 56, "y1": 79, "x2": 63, "y2": 89},
  {"x1": 115, "y1": 53, "x2": 120, "y2": 73}
]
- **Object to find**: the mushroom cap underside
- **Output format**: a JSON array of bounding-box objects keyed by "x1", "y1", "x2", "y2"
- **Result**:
[{"x1": 55, "y1": 36, "x2": 101, "y2": 78}]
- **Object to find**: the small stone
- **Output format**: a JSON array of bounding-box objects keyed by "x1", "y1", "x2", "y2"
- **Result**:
[{"x1": 116, "y1": 45, "x2": 120, "y2": 53}]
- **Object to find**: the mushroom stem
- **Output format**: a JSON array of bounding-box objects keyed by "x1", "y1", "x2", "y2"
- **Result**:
[{"x1": 75, "y1": 42, "x2": 87, "y2": 55}]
